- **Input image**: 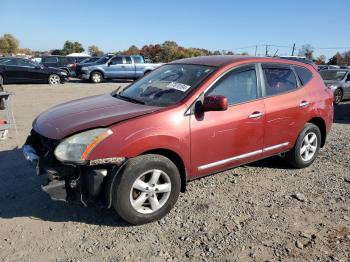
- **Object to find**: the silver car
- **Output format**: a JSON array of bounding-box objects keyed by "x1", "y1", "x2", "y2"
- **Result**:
[{"x1": 319, "y1": 69, "x2": 350, "y2": 104}]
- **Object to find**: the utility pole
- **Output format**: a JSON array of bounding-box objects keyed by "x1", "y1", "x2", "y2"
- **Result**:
[
  {"x1": 265, "y1": 45, "x2": 268, "y2": 56},
  {"x1": 291, "y1": 43, "x2": 295, "y2": 56},
  {"x1": 255, "y1": 45, "x2": 258, "y2": 56}
]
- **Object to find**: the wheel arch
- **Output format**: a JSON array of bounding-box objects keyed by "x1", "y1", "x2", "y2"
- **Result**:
[
  {"x1": 140, "y1": 148, "x2": 187, "y2": 193},
  {"x1": 308, "y1": 117, "x2": 327, "y2": 147},
  {"x1": 90, "y1": 70, "x2": 105, "y2": 78}
]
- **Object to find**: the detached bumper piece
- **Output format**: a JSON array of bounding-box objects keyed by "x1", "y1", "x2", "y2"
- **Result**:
[{"x1": 41, "y1": 180, "x2": 67, "y2": 201}]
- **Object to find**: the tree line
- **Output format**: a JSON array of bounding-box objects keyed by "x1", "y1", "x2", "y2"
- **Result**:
[{"x1": 0, "y1": 33, "x2": 349, "y2": 66}]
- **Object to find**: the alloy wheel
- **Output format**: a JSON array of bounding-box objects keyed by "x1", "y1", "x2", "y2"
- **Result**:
[
  {"x1": 92, "y1": 73, "x2": 102, "y2": 83},
  {"x1": 334, "y1": 89, "x2": 342, "y2": 104},
  {"x1": 300, "y1": 132, "x2": 317, "y2": 162},
  {"x1": 130, "y1": 169, "x2": 172, "y2": 214},
  {"x1": 48, "y1": 74, "x2": 60, "y2": 85}
]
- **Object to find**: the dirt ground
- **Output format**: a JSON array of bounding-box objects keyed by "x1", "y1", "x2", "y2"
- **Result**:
[{"x1": 0, "y1": 81, "x2": 349, "y2": 262}]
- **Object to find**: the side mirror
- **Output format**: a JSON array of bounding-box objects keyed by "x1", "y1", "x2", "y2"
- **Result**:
[
  {"x1": 202, "y1": 95, "x2": 228, "y2": 112},
  {"x1": 107, "y1": 61, "x2": 112, "y2": 66}
]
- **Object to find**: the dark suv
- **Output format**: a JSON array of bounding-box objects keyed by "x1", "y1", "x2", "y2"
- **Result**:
[{"x1": 41, "y1": 56, "x2": 90, "y2": 76}]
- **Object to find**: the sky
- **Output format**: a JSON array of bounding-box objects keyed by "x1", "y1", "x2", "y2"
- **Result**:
[{"x1": 0, "y1": 0, "x2": 349, "y2": 59}]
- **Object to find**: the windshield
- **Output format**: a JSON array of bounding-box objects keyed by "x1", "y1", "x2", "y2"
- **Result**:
[
  {"x1": 320, "y1": 70, "x2": 347, "y2": 81},
  {"x1": 114, "y1": 64, "x2": 216, "y2": 106},
  {"x1": 95, "y1": 56, "x2": 112, "y2": 64}
]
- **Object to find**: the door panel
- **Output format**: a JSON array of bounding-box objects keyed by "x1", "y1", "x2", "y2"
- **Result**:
[
  {"x1": 190, "y1": 100, "x2": 265, "y2": 177},
  {"x1": 123, "y1": 56, "x2": 136, "y2": 78},
  {"x1": 105, "y1": 56, "x2": 125, "y2": 78},
  {"x1": 190, "y1": 64, "x2": 265, "y2": 178},
  {"x1": 261, "y1": 63, "x2": 311, "y2": 156},
  {"x1": 4, "y1": 66, "x2": 26, "y2": 82}
]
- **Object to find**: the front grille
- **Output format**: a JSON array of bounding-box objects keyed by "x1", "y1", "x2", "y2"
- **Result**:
[{"x1": 25, "y1": 130, "x2": 60, "y2": 166}]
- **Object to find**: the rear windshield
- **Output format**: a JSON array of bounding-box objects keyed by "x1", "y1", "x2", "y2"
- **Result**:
[
  {"x1": 115, "y1": 64, "x2": 216, "y2": 107},
  {"x1": 320, "y1": 70, "x2": 347, "y2": 81}
]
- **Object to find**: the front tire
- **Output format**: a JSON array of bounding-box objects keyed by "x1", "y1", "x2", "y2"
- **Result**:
[
  {"x1": 112, "y1": 154, "x2": 181, "y2": 225},
  {"x1": 90, "y1": 71, "x2": 103, "y2": 83},
  {"x1": 334, "y1": 88, "x2": 343, "y2": 104},
  {"x1": 48, "y1": 74, "x2": 61, "y2": 85},
  {"x1": 286, "y1": 123, "x2": 321, "y2": 168}
]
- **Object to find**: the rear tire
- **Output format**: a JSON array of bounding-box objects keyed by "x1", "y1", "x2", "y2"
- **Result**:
[
  {"x1": 112, "y1": 154, "x2": 181, "y2": 225},
  {"x1": 90, "y1": 71, "x2": 103, "y2": 83},
  {"x1": 286, "y1": 123, "x2": 321, "y2": 168},
  {"x1": 334, "y1": 88, "x2": 343, "y2": 104}
]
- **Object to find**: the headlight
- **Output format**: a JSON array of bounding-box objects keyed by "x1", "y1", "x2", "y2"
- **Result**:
[
  {"x1": 54, "y1": 128, "x2": 113, "y2": 164},
  {"x1": 328, "y1": 84, "x2": 338, "y2": 89}
]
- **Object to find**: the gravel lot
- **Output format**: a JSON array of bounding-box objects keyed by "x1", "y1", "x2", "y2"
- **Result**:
[{"x1": 0, "y1": 81, "x2": 349, "y2": 262}]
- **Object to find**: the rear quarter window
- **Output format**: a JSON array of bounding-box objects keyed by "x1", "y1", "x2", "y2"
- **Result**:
[
  {"x1": 294, "y1": 66, "x2": 313, "y2": 85},
  {"x1": 43, "y1": 57, "x2": 58, "y2": 63}
]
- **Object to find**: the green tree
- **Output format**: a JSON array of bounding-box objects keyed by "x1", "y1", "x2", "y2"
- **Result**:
[
  {"x1": 88, "y1": 45, "x2": 103, "y2": 56},
  {"x1": 62, "y1": 40, "x2": 84, "y2": 55},
  {"x1": 328, "y1": 52, "x2": 345, "y2": 66},
  {"x1": 73, "y1": 41, "x2": 84, "y2": 53},
  {"x1": 0, "y1": 34, "x2": 19, "y2": 55}
]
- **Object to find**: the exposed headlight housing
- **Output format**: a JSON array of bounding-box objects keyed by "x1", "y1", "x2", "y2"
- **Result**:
[
  {"x1": 328, "y1": 84, "x2": 338, "y2": 89},
  {"x1": 54, "y1": 128, "x2": 113, "y2": 164}
]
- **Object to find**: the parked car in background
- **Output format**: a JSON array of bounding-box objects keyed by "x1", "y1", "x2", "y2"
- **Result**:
[
  {"x1": 279, "y1": 56, "x2": 317, "y2": 69},
  {"x1": 40, "y1": 55, "x2": 90, "y2": 76},
  {"x1": 317, "y1": 65, "x2": 340, "y2": 71},
  {"x1": 0, "y1": 57, "x2": 68, "y2": 85},
  {"x1": 77, "y1": 55, "x2": 162, "y2": 83},
  {"x1": 319, "y1": 69, "x2": 350, "y2": 104},
  {"x1": 23, "y1": 55, "x2": 333, "y2": 225}
]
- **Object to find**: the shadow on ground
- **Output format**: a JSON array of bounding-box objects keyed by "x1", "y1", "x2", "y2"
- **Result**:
[
  {"x1": 68, "y1": 78, "x2": 134, "y2": 84},
  {"x1": 334, "y1": 101, "x2": 350, "y2": 124},
  {"x1": 0, "y1": 148, "x2": 128, "y2": 227}
]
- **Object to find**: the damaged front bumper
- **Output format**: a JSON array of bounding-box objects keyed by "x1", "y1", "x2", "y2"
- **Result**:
[{"x1": 23, "y1": 132, "x2": 125, "y2": 204}]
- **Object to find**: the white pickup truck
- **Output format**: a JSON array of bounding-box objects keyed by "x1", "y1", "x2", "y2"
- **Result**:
[{"x1": 76, "y1": 55, "x2": 163, "y2": 83}]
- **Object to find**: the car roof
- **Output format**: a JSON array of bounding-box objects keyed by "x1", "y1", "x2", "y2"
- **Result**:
[
  {"x1": 321, "y1": 68, "x2": 350, "y2": 71},
  {"x1": 169, "y1": 55, "x2": 310, "y2": 68}
]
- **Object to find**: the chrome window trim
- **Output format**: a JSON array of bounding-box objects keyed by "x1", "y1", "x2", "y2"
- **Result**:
[
  {"x1": 184, "y1": 62, "x2": 261, "y2": 116},
  {"x1": 197, "y1": 142, "x2": 289, "y2": 171}
]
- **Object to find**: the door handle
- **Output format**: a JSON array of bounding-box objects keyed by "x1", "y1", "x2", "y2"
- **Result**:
[
  {"x1": 299, "y1": 101, "x2": 310, "y2": 107},
  {"x1": 121, "y1": 66, "x2": 125, "y2": 68},
  {"x1": 249, "y1": 112, "x2": 264, "y2": 119}
]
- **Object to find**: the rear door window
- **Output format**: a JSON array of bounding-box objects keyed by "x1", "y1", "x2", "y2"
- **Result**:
[
  {"x1": 44, "y1": 57, "x2": 58, "y2": 63},
  {"x1": 0, "y1": 58, "x2": 18, "y2": 66},
  {"x1": 124, "y1": 56, "x2": 132, "y2": 64},
  {"x1": 262, "y1": 64, "x2": 298, "y2": 96},
  {"x1": 206, "y1": 65, "x2": 258, "y2": 105}
]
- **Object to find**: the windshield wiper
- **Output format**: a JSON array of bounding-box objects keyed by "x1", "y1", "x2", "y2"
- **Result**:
[{"x1": 115, "y1": 94, "x2": 145, "y2": 105}]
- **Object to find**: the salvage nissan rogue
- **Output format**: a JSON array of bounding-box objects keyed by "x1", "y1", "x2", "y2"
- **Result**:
[{"x1": 23, "y1": 56, "x2": 334, "y2": 225}]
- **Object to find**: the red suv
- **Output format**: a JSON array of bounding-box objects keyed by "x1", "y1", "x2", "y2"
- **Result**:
[{"x1": 23, "y1": 56, "x2": 334, "y2": 225}]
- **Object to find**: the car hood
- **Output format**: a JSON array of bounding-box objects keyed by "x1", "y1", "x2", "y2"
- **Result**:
[
  {"x1": 33, "y1": 94, "x2": 161, "y2": 140},
  {"x1": 323, "y1": 80, "x2": 341, "y2": 86}
]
